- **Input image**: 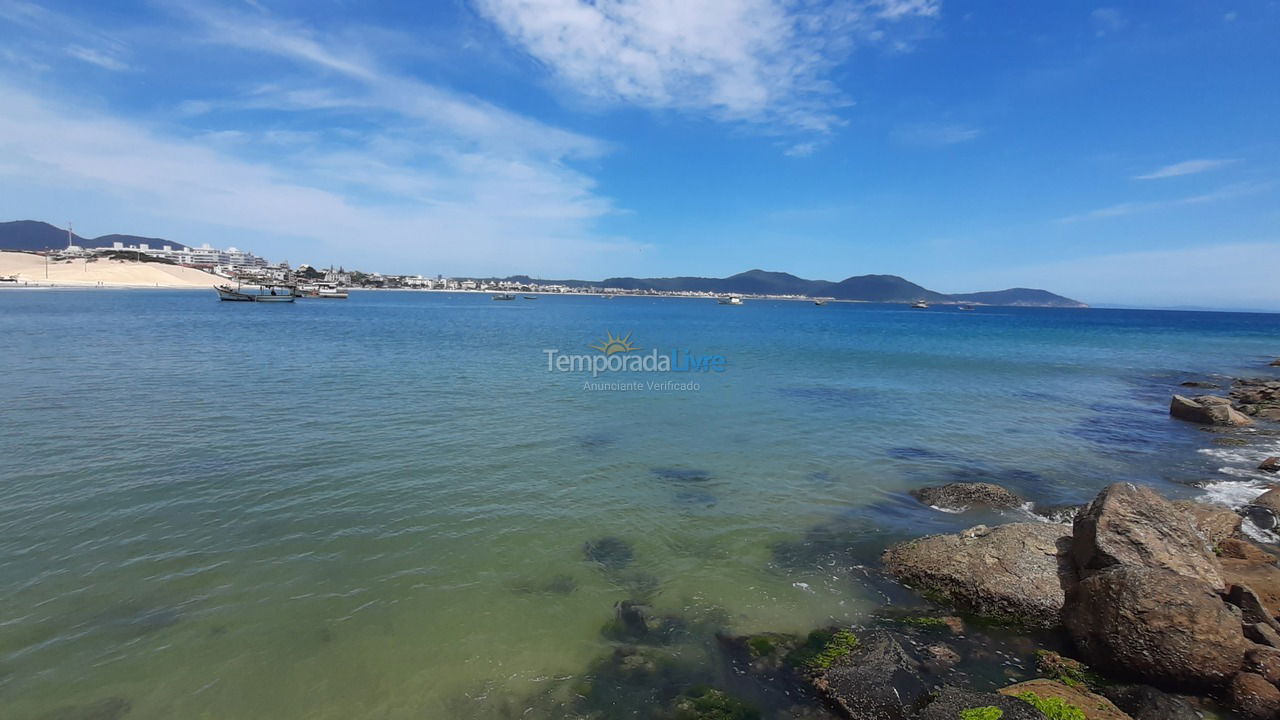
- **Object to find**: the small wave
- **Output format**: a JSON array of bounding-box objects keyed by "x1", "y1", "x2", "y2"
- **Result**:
[
  {"x1": 1198, "y1": 479, "x2": 1271, "y2": 509},
  {"x1": 928, "y1": 504, "x2": 964, "y2": 514}
]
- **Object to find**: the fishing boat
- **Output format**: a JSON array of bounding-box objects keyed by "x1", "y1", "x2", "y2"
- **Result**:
[
  {"x1": 814, "y1": 298, "x2": 828, "y2": 306},
  {"x1": 316, "y1": 287, "x2": 348, "y2": 299},
  {"x1": 718, "y1": 295, "x2": 744, "y2": 306},
  {"x1": 911, "y1": 299, "x2": 929, "y2": 309},
  {"x1": 0, "y1": 275, "x2": 19, "y2": 283},
  {"x1": 523, "y1": 295, "x2": 538, "y2": 300},
  {"x1": 295, "y1": 282, "x2": 349, "y2": 299},
  {"x1": 958, "y1": 304, "x2": 975, "y2": 311},
  {"x1": 492, "y1": 293, "x2": 516, "y2": 301},
  {"x1": 214, "y1": 282, "x2": 296, "y2": 302}
]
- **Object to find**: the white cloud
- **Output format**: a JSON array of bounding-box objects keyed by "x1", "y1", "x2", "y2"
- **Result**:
[
  {"x1": 1134, "y1": 158, "x2": 1236, "y2": 180},
  {"x1": 1055, "y1": 182, "x2": 1269, "y2": 224},
  {"x1": 891, "y1": 121, "x2": 980, "y2": 146},
  {"x1": 784, "y1": 141, "x2": 818, "y2": 157},
  {"x1": 473, "y1": 0, "x2": 940, "y2": 133}
]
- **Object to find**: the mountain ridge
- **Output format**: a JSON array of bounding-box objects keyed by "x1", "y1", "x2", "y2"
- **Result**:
[{"x1": 0, "y1": 221, "x2": 190, "y2": 252}]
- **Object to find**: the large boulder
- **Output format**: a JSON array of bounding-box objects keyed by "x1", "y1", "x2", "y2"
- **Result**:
[
  {"x1": 1072, "y1": 482, "x2": 1224, "y2": 590},
  {"x1": 882, "y1": 523, "x2": 1074, "y2": 628},
  {"x1": 1064, "y1": 565, "x2": 1250, "y2": 690},
  {"x1": 808, "y1": 630, "x2": 929, "y2": 720},
  {"x1": 915, "y1": 687, "x2": 1047, "y2": 719},
  {"x1": 1170, "y1": 499, "x2": 1242, "y2": 545},
  {"x1": 1101, "y1": 684, "x2": 1201, "y2": 720},
  {"x1": 909, "y1": 482, "x2": 1025, "y2": 511},
  {"x1": 1170, "y1": 394, "x2": 1254, "y2": 426},
  {"x1": 999, "y1": 679, "x2": 1132, "y2": 720}
]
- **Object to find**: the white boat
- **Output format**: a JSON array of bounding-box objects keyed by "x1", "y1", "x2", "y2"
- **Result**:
[
  {"x1": 911, "y1": 299, "x2": 929, "y2": 309},
  {"x1": 492, "y1": 293, "x2": 516, "y2": 301},
  {"x1": 718, "y1": 295, "x2": 744, "y2": 305},
  {"x1": 317, "y1": 287, "x2": 348, "y2": 299},
  {"x1": 296, "y1": 283, "x2": 349, "y2": 299},
  {"x1": 0, "y1": 275, "x2": 18, "y2": 283},
  {"x1": 958, "y1": 304, "x2": 975, "y2": 311},
  {"x1": 814, "y1": 298, "x2": 828, "y2": 306},
  {"x1": 215, "y1": 283, "x2": 296, "y2": 302}
]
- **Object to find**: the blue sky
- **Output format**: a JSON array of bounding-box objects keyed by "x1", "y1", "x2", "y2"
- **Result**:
[{"x1": 0, "y1": 1, "x2": 1277, "y2": 308}]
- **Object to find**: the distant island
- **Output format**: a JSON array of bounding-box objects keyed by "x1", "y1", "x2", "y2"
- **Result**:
[
  {"x1": 495, "y1": 269, "x2": 1087, "y2": 307},
  {"x1": 0, "y1": 220, "x2": 1085, "y2": 306}
]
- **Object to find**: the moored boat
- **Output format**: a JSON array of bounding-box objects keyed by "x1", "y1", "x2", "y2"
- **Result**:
[
  {"x1": 814, "y1": 298, "x2": 828, "y2": 306},
  {"x1": 215, "y1": 283, "x2": 296, "y2": 302},
  {"x1": 911, "y1": 299, "x2": 929, "y2": 309},
  {"x1": 718, "y1": 295, "x2": 744, "y2": 306},
  {"x1": 492, "y1": 293, "x2": 516, "y2": 301}
]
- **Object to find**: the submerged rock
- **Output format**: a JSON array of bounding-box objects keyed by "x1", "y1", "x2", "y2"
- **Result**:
[
  {"x1": 909, "y1": 482, "x2": 1026, "y2": 511},
  {"x1": 1260, "y1": 457, "x2": 1280, "y2": 474},
  {"x1": 584, "y1": 536, "x2": 635, "y2": 570},
  {"x1": 883, "y1": 522, "x2": 1074, "y2": 628},
  {"x1": 1180, "y1": 381, "x2": 1221, "y2": 389},
  {"x1": 999, "y1": 679, "x2": 1132, "y2": 720},
  {"x1": 1071, "y1": 482, "x2": 1224, "y2": 591},
  {"x1": 1101, "y1": 684, "x2": 1200, "y2": 720},
  {"x1": 915, "y1": 687, "x2": 1047, "y2": 720},
  {"x1": 1064, "y1": 565, "x2": 1249, "y2": 690},
  {"x1": 1170, "y1": 394, "x2": 1254, "y2": 426},
  {"x1": 668, "y1": 686, "x2": 760, "y2": 720}
]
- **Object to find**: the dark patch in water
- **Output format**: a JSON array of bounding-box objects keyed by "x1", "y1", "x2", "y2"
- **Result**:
[
  {"x1": 673, "y1": 490, "x2": 717, "y2": 508},
  {"x1": 1067, "y1": 402, "x2": 1176, "y2": 454},
  {"x1": 511, "y1": 574, "x2": 579, "y2": 596},
  {"x1": 584, "y1": 536, "x2": 635, "y2": 571},
  {"x1": 37, "y1": 697, "x2": 132, "y2": 720},
  {"x1": 90, "y1": 604, "x2": 182, "y2": 638},
  {"x1": 886, "y1": 446, "x2": 955, "y2": 462},
  {"x1": 580, "y1": 431, "x2": 620, "y2": 450},
  {"x1": 609, "y1": 571, "x2": 662, "y2": 602},
  {"x1": 651, "y1": 467, "x2": 713, "y2": 483}
]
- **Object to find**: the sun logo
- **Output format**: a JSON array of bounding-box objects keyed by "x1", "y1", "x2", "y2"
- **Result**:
[{"x1": 590, "y1": 331, "x2": 639, "y2": 355}]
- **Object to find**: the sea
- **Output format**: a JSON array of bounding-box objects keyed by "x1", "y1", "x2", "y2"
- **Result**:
[{"x1": 1, "y1": 289, "x2": 1278, "y2": 719}]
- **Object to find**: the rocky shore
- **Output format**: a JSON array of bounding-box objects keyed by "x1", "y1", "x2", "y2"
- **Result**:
[{"x1": 530, "y1": 361, "x2": 1280, "y2": 720}]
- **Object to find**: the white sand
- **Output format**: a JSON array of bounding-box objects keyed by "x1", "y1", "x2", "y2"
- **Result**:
[{"x1": 0, "y1": 251, "x2": 224, "y2": 288}]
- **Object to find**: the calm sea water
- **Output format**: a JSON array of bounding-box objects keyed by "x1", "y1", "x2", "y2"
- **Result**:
[{"x1": 2, "y1": 290, "x2": 1279, "y2": 719}]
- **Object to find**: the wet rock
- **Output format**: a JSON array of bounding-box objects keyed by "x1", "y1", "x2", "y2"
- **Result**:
[
  {"x1": 999, "y1": 679, "x2": 1132, "y2": 720},
  {"x1": 1229, "y1": 671, "x2": 1280, "y2": 720},
  {"x1": 807, "y1": 630, "x2": 929, "y2": 720},
  {"x1": 1101, "y1": 684, "x2": 1200, "y2": 720},
  {"x1": 1256, "y1": 488, "x2": 1280, "y2": 516},
  {"x1": 1244, "y1": 503, "x2": 1280, "y2": 531},
  {"x1": 909, "y1": 482, "x2": 1026, "y2": 511},
  {"x1": 882, "y1": 523, "x2": 1074, "y2": 628},
  {"x1": 37, "y1": 698, "x2": 132, "y2": 720},
  {"x1": 915, "y1": 687, "x2": 1047, "y2": 720},
  {"x1": 584, "y1": 536, "x2": 634, "y2": 570},
  {"x1": 1064, "y1": 565, "x2": 1250, "y2": 690},
  {"x1": 921, "y1": 642, "x2": 961, "y2": 671},
  {"x1": 1180, "y1": 381, "x2": 1221, "y2": 389},
  {"x1": 1035, "y1": 650, "x2": 1103, "y2": 691},
  {"x1": 1072, "y1": 482, "x2": 1224, "y2": 590},
  {"x1": 1170, "y1": 499, "x2": 1242, "y2": 545},
  {"x1": 1261, "y1": 457, "x2": 1280, "y2": 473},
  {"x1": 1170, "y1": 394, "x2": 1254, "y2": 426}
]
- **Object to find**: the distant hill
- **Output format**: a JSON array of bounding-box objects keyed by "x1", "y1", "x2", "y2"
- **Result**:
[
  {"x1": 504, "y1": 268, "x2": 1086, "y2": 307},
  {"x1": 0, "y1": 221, "x2": 189, "y2": 251}
]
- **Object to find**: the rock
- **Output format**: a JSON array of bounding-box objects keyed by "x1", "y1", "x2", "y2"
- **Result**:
[
  {"x1": 1229, "y1": 671, "x2": 1280, "y2": 720},
  {"x1": 1220, "y1": 538, "x2": 1278, "y2": 563},
  {"x1": 909, "y1": 482, "x2": 1025, "y2": 511},
  {"x1": 1072, "y1": 482, "x2": 1224, "y2": 590},
  {"x1": 882, "y1": 522, "x2": 1074, "y2": 628},
  {"x1": 1180, "y1": 381, "x2": 1221, "y2": 389},
  {"x1": 1244, "y1": 646, "x2": 1280, "y2": 686},
  {"x1": 1222, "y1": 561, "x2": 1280, "y2": 624},
  {"x1": 1170, "y1": 499, "x2": 1242, "y2": 545},
  {"x1": 1101, "y1": 684, "x2": 1201, "y2": 720},
  {"x1": 921, "y1": 642, "x2": 961, "y2": 670},
  {"x1": 1226, "y1": 582, "x2": 1280, "y2": 631},
  {"x1": 916, "y1": 687, "x2": 1048, "y2": 720},
  {"x1": 1272, "y1": 359, "x2": 1280, "y2": 367},
  {"x1": 668, "y1": 686, "x2": 760, "y2": 720},
  {"x1": 1244, "y1": 622, "x2": 1280, "y2": 648},
  {"x1": 808, "y1": 630, "x2": 929, "y2": 720},
  {"x1": 1244, "y1": 503, "x2": 1280, "y2": 532},
  {"x1": 1257, "y1": 489, "x2": 1280, "y2": 516},
  {"x1": 1035, "y1": 650, "x2": 1102, "y2": 690},
  {"x1": 1261, "y1": 457, "x2": 1280, "y2": 474},
  {"x1": 1065, "y1": 565, "x2": 1250, "y2": 690},
  {"x1": 999, "y1": 679, "x2": 1132, "y2": 720},
  {"x1": 1170, "y1": 394, "x2": 1255, "y2": 426}
]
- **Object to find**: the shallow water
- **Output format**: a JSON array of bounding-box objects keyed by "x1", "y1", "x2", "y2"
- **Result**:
[{"x1": 1, "y1": 290, "x2": 1278, "y2": 718}]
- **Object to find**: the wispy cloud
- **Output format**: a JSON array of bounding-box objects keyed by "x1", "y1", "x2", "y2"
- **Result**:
[
  {"x1": 473, "y1": 0, "x2": 941, "y2": 133},
  {"x1": 1090, "y1": 7, "x2": 1127, "y2": 36},
  {"x1": 64, "y1": 44, "x2": 129, "y2": 71},
  {"x1": 891, "y1": 121, "x2": 980, "y2": 146},
  {"x1": 784, "y1": 141, "x2": 818, "y2": 158},
  {"x1": 1055, "y1": 182, "x2": 1270, "y2": 223},
  {"x1": 1134, "y1": 158, "x2": 1236, "y2": 180}
]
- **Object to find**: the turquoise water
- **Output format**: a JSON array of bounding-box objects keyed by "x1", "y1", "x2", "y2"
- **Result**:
[{"x1": 2, "y1": 290, "x2": 1278, "y2": 719}]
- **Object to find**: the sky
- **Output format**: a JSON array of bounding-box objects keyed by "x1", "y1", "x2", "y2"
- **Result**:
[{"x1": 0, "y1": 0, "x2": 1277, "y2": 309}]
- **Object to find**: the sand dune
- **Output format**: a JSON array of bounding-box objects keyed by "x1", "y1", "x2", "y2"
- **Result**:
[{"x1": 0, "y1": 251, "x2": 224, "y2": 288}]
